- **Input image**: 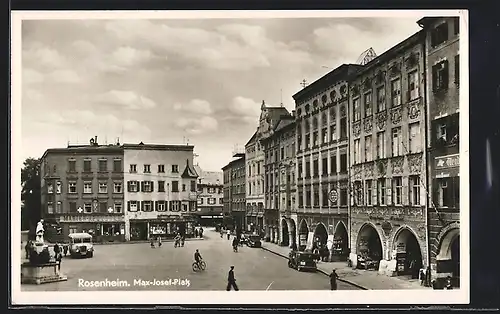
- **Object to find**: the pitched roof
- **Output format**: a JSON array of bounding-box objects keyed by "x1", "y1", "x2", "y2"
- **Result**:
[
  {"x1": 274, "y1": 116, "x2": 295, "y2": 133},
  {"x1": 195, "y1": 165, "x2": 223, "y2": 186},
  {"x1": 245, "y1": 130, "x2": 258, "y2": 146}
]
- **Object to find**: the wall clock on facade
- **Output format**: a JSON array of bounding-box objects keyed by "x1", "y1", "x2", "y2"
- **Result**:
[{"x1": 328, "y1": 189, "x2": 339, "y2": 204}]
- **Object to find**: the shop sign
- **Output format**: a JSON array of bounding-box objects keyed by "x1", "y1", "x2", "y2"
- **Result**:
[{"x1": 435, "y1": 154, "x2": 459, "y2": 170}]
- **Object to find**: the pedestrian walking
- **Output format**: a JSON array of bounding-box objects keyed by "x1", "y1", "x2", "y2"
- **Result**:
[
  {"x1": 419, "y1": 269, "x2": 425, "y2": 286},
  {"x1": 329, "y1": 269, "x2": 339, "y2": 290},
  {"x1": 25, "y1": 240, "x2": 31, "y2": 260},
  {"x1": 63, "y1": 244, "x2": 68, "y2": 256},
  {"x1": 150, "y1": 237, "x2": 155, "y2": 248},
  {"x1": 181, "y1": 235, "x2": 185, "y2": 247},
  {"x1": 226, "y1": 266, "x2": 239, "y2": 291},
  {"x1": 194, "y1": 229, "x2": 199, "y2": 238},
  {"x1": 55, "y1": 250, "x2": 62, "y2": 271},
  {"x1": 220, "y1": 228, "x2": 224, "y2": 238},
  {"x1": 200, "y1": 227, "x2": 204, "y2": 238},
  {"x1": 157, "y1": 236, "x2": 162, "y2": 247},
  {"x1": 227, "y1": 229, "x2": 231, "y2": 240},
  {"x1": 53, "y1": 243, "x2": 61, "y2": 261}
]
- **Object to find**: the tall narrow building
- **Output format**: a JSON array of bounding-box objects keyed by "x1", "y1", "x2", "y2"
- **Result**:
[{"x1": 418, "y1": 16, "x2": 461, "y2": 286}]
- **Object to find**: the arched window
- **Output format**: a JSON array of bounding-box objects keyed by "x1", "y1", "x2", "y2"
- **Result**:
[
  {"x1": 322, "y1": 113, "x2": 327, "y2": 125},
  {"x1": 313, "y1": 100, "x2": 319, "y2": 110},
  {"x1": 297, "y1": 108, "x2": 302, "y2": 116},
  {"x1": 312, "y1": 117, "x2": 318, "y2": 130},
  {"x1": 305, "y1": 104, "x2": 310, "y2": 114},
  {"x1": 305, "y1": 120, "x2": 310, "y2": 132},
  {"x1": 322, "y1": 94, "x2": 328, "y2": 104}
]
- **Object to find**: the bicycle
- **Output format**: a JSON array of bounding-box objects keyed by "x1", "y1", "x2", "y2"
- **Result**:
[{"x1": 192, "y1": 260, "x2": 207, "y2": 272}]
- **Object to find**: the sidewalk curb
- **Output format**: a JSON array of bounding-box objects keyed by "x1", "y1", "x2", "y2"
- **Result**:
[
  {"x1": 261, "y1": 246, "x2": 369, "y2": 290},
  {"x1": 92, "y1": 237, "x2": 207, "y2": 245}
]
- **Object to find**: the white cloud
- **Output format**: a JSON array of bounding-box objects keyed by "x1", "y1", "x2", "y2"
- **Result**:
[
  {"x1": 34, "y1": 109, "x2": 152, "y2": 143},
  {"x1": 71, "y1": 40, "x2": 98, "y2": 55},
  {"x1": 23, "y1": 89, "x2": 44, "y2": 103},
  {"x1": 176, "y1": 116, "x2": 218, "y2": 135},
  {"x1": 22, "y1": 68, "x2": 44, "y2": 84},
  {"x1": 23, "y1": 45, "x2": 67, "y2": 69},
  {"x1": 174, "y1": 99, "x2": 213, "y2": 115},
  {"x1": 111, "y1": 46, "x2": 153, "y2": 67},
  {"x1": 229, "y1": 96, "x2": 262, "y2": 119},
  {"x1": 94, "y1": 90, "x2": 157, "y2": 110},
  {"x1": 313, "y1": 20, "x2": 421, "y2": 61},
  {"x1": 48, "y1": 69, "x2": 81, "y2": 83},
  {"x1": 103, "y1": 20, "x2": 312, "y2": 71}
]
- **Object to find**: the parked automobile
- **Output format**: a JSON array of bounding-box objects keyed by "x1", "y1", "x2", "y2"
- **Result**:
[
  {"x1": 288, "y1": 251, "x2": 317, "y2": 272},
  {"x1": 68, "y1": 232, "x2": 94, "y2": 258},
  {"x1": 246, "y1": 235, "x2": 262, "y2": 248}
]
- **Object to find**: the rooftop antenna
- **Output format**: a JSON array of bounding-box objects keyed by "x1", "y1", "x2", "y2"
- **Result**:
[
  {"x1": 280, "y1": 88, "x2": 283, "y2": 107},
  {"x1": 300, "y1": 79, "x2": 308, "y2": 89}
]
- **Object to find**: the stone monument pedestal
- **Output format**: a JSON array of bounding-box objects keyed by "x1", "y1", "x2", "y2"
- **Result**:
[{"x1": 21, "y1": 262, "x2": 68, "y2": 285}]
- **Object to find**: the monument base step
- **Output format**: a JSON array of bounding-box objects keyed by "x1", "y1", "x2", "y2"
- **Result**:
[
  {"x1": 21, "y1": 262, "x2": 68, "y2": 285},
  {"x1": 22, "y1": 274, "x2": 68, "y2": 285}
]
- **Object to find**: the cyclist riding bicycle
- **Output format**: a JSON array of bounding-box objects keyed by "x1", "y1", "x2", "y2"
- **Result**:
[{"x1": 194, "y1": 249, "x2": 202, "y2": 267}]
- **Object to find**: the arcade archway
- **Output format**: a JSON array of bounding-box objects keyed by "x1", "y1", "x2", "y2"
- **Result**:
[
  {"x1": 281, "y1": 219, "x2": 289, "y2": 247},
  {"x1": 437, "y1": 228, "x2": 460, "y2": 279},
  {"x1": 393, "y1": 227, "x2": 423, "y2": 278},
  {"x1": 332, "y1": 221, "x2": 349, "y2": 261},
  {"x1": 298, "y1": 219, "x2": 309, "y2": 251},
  {"x1": 313, "y1": 223, "x2": 328, "y2": 250},
  {"x1": 356, "y1": 224, "x2": 383, "y2": 269}
]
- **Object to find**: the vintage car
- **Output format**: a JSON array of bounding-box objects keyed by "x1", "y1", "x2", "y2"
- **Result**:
[
  {"x1": 288, "y1": 251, "x2": 317, "y2": 272},
  {"x1": 68, "y1": 232, "x2": 94, "y2": 258},
  {"x1": 246, "y1": 235, "x2": 262, "y2": 248},
  {"x1": 356, "y1": 254, "x2": 379, "y2": 270}
]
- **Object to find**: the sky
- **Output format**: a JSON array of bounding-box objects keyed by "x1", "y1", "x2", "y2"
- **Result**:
[{"x1": 20, "y1": 12, "x2": 424, "y2": 172}]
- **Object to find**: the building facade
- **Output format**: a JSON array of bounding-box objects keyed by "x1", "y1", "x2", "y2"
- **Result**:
[
  {"x1": 244, "y1": 129, "x2": 265, "y2": 233},
  {"x1": 123, "y1": 143, "x2": 198, "y2": 241},
  {"x1": 258, "y1": 102, "x2": 292, "y2": 243},
  {"x1": 419, "y1": 17, "x2": 460, "y2": 284},
  {"x1": 293, "y1": 65, "x2": 361, "y2": 260},
  {"x1": 194, "y1": 166, "x2": 224, "y2": 226},
  {"x1": 348, "y1": 31, "x2": 429, "y2": 277},
  {"x1": 261, "y1": 113, "x2": 297, "y2": 247},
  {"x1": 40, "y1": 137, "x2": 126, "y2": 242},
  {"x1": 222, "y1": 153, "x2": 246, "y2": 232}
]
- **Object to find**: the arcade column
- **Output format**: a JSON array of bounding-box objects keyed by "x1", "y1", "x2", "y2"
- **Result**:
[{"x1": 124, "y1": 218, "x2": 131, "y2": 241}]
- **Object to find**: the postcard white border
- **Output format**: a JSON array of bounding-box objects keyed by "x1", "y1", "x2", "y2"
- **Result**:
[{"x1": 11, "y1": 9, "x2": 469, "y2": 305}]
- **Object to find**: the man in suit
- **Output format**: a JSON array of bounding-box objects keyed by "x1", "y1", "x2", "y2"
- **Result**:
[{"x1": 226, "y1": 266, "x2": 239, "y2": 291}]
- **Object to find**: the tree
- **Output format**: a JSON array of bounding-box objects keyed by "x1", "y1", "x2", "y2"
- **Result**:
[{"x1": 21, "y1": 157, "x2": 41, "y2": 233}]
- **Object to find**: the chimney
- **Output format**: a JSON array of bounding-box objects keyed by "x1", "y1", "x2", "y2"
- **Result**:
[
  {"x1": 292, "y1": 110, "x2": 296, "y2": 117},
  {"x1": 94, "y1": 136, "x2": 98, "y2": 146}
]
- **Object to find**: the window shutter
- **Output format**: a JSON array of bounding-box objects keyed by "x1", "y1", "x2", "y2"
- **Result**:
[
  {"x1": 127, "y1": 201, "x2": 131, "y2": 211},
  {"x1": 168, "y1": 201, "x2": 172, "y2": 211},
  {"x1": 386, "y1": 179, "x2": 392, "y2": 205},
  {"x1": 139, "y1": 201, "x2": 143, "y2": 211},
  {"x1": 140, "y1": 181, "x2": 145, "y2": 192},
  {"x1": 443, "y1": 60, "x2": 449, "y2": 88},
  {"x1": 372, "y1": 180, "x2": 377, "y2": 205},
  {"x1": 402, "y1": 177, "x2": 409, "y2": 206},
  {"x1": 150, "y1": 181, "x2": 154, "y2": 192}
]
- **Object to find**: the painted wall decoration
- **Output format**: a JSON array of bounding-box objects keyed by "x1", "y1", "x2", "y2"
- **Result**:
[
  {"x1": 408, "y1": 154, "x2": 423, "y2": 173},
  {"x1": 376, "y1": 110, "x2": 388, "y2": 130},
  {"x1": 353, "y1": 121, "x2": 361, "y2": 137},
  {"x1": 408, "y1": 101, "x2": 421, "y2": 120},
  {"x1": 364, "y1": 117, "x2": 373, "y2": 133},
  {"x1": 392, "y1": 157, "x2": 404, "y2": 174},
  {"x1": 391, "y1": 106, "x2": 403, "y2": 125},
  {"x1": 364, "y1": 162, "x2": 374, "y2": 177}
]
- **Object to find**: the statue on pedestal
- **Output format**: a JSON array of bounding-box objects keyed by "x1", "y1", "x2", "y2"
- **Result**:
[{"x1": 35, "y1": 219, "x2": 45, "y2": 244}]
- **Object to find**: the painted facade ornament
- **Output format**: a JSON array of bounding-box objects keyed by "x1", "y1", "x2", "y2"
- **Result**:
[
  {"x1": 330, "y1": 90, "x2": 337, "y2": 103},
  {"x1": 408, "y1": 154, "x2": 423, "y2": 173},
  {"x1": 416, "y1": 223, "x2": 427, "y2": 240},
  {"x1": 353, "y1": 165, "x2": 363, "y2": 180},
  {"x1": 376, "y1": 110, "x2": 387, "y2": 130},
  {"x1": 364, "y1": 162, "x2": 374, "y2": 177},
  {"x1": 375, "y1": 70, "x2": 386, "y2": 85},
  {"x1": 340, "y1": 105, "x2": 346, "y2": 118},
  {"x1": 389, "y1": 62, "x2": 401, "y2": 77},
  {"x1": 340, "y1": 85, "x2": 347, "y2": 98},
  {"x1": 351, "y1": 84, "x2": 360, "y2": 96},
  {"x1": 392, "y1": 207, "x2": 403, "y2": 218},
  {"x1": 366, "y1": 207, "x2": 374, "y2": 216},
  {"x1": 392, "y1": 157, "x2": 404, "y2": 174},
  {"x1": 363, "y1": 117, "x2": 373, "y2": 133},
  {"x1": 376, "y1": 160, "x2": 388, "y2": 176},
  {"x1": 363, "y1": 77, "x2": 372, "y2": 91},
  {"x1": 381, "y1": 221, "x2": 392, "y2": 237},
  {"x1": 391, "y1": 106, "x2": 403, "y2": 125},
  {"x1": 353, "y1": 121, "x2": 361, "y2": 137},
  {"x1": 405, "y1": 52, "x2": 419, "y2": 70},
  {"x1": 410, "y1": 207, "x2": 424, "y2": 220},
  {"x1": 408, "y1": 102, "x2": 421, "y2": 120}
]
